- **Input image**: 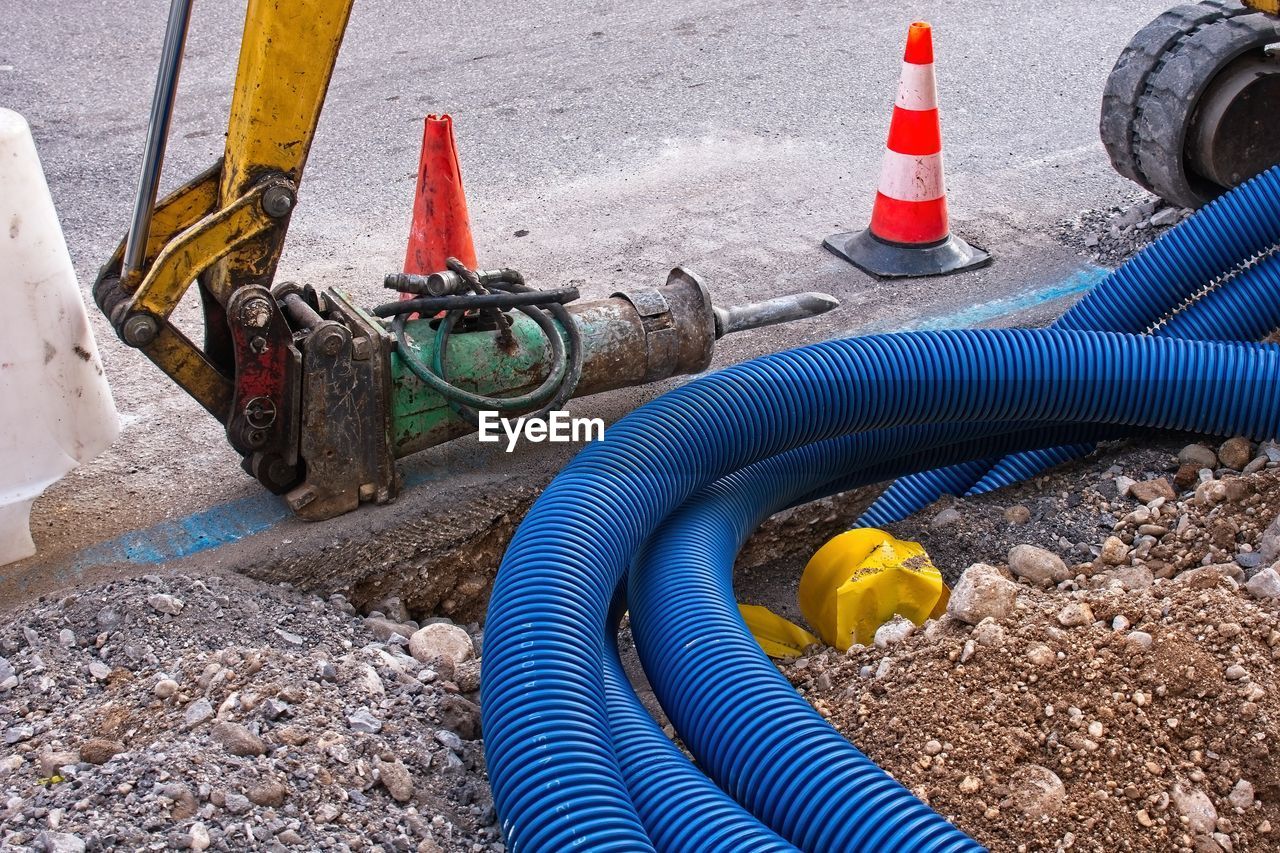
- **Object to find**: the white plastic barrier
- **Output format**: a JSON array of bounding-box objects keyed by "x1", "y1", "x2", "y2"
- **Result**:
[{"x1": 0, "y1": 108, "x2": 120, "y2": 566}]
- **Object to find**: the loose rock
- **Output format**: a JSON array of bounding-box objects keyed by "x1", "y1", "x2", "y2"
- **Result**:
[
  {"x1": 1179, "y1": 444, "x2": 1219, "y2": 470},
  {"x1": 1008, "y1": 544, "x2": 1070, "y2": 585},
  {"x1": 409, "y1": 623, "x2": 475, "y2": 666},
  {"x1": 1246, "y1": 567, "x2": 1280, "y2": 599},
  {"x1": 873, "y1": 616, "x2": 916, "y2": 648},
  {"x1": 377, "y1": 757, "x2": 415, "y2": 803},
  {"x1": 246, "y1": 778, "x2": 289, "y2": 808},
  {"x1": 1219, "y1": 437, "x2": 1255, "y2": 471},
  {"x1": 146, "y1": 593, "x2": 184, "y2": 616},
  {"x1": 78, "y1": 738, "x2": 123, "y2": 765},
  {"x1": 1229, "y1": 780, "x2": 1255, "y2": 811},
  {"x1": 1172, "y1": 783, "x2": 1218, "y2": 836},
  {"x1": 1098, "y1": 536, "x2": 1130, "y2": 566},
  {"x1": 1004, "y1": 505, "x2": 1031, "y2": 525},
  {"x1": 0, "y1": 573, "x2": 495, "y2": 851},
  {"x1": 930, "y1": 507, "x2": 961, "y2": 530},
  {"x1": 347, "y1": 707, "x2": 383, "y2": 734},
  {"x1": 189, "y1": 822, "x2": 210, "y2": 852},
  {"x1": 210, "y1": 720, "x2": 266, "y2": 757},
  {"x1": 947, "y1": 564, "x2": 1019, "y2": 626},
  {"x1": 1129, "y1": 477, "x2": 1176, "y2": 503},
  {"x1": 364, "y1": 617, "x2": 414, "y2": 642},
  {"x1": 35, "y1": 832, "x2": 86, "y2": 853},
  {"x1": 183, "y1": 697, "x2": 215, "y2": 728},
  {"x1": 1056, "y1": 602, "x2": 1094, "y2": 628},
  {"x1": 38, "y1": 750, "x2": 79, "y2": 777},
  {"x1": 1004, "y1": 764, "x2": 1066, "y2": 818}
]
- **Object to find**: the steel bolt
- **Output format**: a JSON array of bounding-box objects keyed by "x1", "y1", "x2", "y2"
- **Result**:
[
  {"x1": 239, "y1": 296, "x2": 272, "y2": 329},
  {"x1": 266, "y1": 458, "x2": 296, "y2": 488},
  {"x1": 121, "y1": 313, "x2": 159, "y2": 347},
  {"x1": 316, "y1": 330, "x2": 345, "y2": 357},
  {"x1": 262, "y1": 185, "x2": 295, "y2": 218},
  {"x1": 244, "y1": 396, "x2": 277, "y2": 429}
]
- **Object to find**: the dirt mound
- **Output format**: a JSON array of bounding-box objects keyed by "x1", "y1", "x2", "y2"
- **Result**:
[{"x1": 783, "y1": 441, "x2": 1280, "y2": 853}]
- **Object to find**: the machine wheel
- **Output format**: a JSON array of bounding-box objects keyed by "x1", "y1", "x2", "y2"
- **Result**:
[{"x1": 1101, "y1": 1, "x2": 1280, "y2": 208}]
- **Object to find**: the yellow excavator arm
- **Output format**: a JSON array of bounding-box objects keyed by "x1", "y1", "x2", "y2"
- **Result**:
[{"x1": 96, "y1": 0, "x2": 353, "y2": 421}]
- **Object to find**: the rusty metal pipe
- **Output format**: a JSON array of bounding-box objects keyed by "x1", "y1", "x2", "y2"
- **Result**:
[{"x1": 281, "y1": 292, "x2": 324, "y2": 330}]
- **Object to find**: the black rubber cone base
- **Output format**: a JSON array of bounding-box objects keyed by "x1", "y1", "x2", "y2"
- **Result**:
[{"x1": 823, "y1": 228, "x2": 991, "y2": 279}]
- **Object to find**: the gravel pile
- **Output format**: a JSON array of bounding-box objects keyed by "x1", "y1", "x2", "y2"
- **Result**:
[
  {"x1": 1058, "y1": 195, "x2": 1189, "y2": 268},
  {"x1": 783, "y1": 438, "x2": 1280, "y2": 853},
  {"x1": 0, "y1": 574, "x2": 495, "y2": 853}
]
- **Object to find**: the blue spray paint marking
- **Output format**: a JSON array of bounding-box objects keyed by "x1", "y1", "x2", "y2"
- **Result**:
[
  {"x1": 72, "y1": 492, "x2": 288, "y2": 570},
  {"x1": 901, "y1": 265, "x2": 1109, "y2": 331},
  {"x1": 67, "y1": 466, "x2": 477, "y2": 572},
  {"x1": 64, "y1": 264, "x2": 1112, "y2": 570}
]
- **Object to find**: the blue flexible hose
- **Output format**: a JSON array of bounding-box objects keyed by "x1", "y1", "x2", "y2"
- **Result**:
[
  {"x1": 964, "y1": 443, "x2": 1096, "y2": 496},
  {"x1": 858, "y1": 165, "x2": 1280, "y2": 522},
  {"x1": 626, "y1": 423, "x2": 1127, "y2": 853},
  {"x1": 607, "y1": 422, "x2": 1132, "y2": 850},
  {"x1": 602, "y1": 594, "x2": 798, "y2": 852},
  {"x1": 1156, "y1": 250, "x2": 1280, "y2": 342},
  {"x1": 855, "y1": 457, "x2": 998, "y2": 528},
  {"x1": 482, "y1": 327, "x2": 1280, "y2": 851},
  {"x1": 966, "y1": 249, "x2": 1280, "y2": 496},
  {"x1": 1057, "y1": 166, "x2": 1280, "y2": 333}
]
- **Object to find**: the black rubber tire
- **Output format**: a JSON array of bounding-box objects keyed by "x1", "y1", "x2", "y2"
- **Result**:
[
  {"x1": 1132, "y1": 11, "x2": 1280, "y2": 208},
  {"x1": 1100, "y1": 0, "x2": 1253, "y2": 193}
]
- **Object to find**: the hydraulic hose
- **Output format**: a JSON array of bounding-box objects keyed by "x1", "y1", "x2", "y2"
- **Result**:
[
  {"x1": 391, "y1": 305, "x2": 569, "y2": 412},
  {"x1": 387, "y1": 260, "x2": 586, "y2": 425},
  {"x1": 482, "y1": 327, "x2": 1280, "y2": 851},
  {"x1": 859, "y1": 165, "x2": 1280, "y2": 524}
]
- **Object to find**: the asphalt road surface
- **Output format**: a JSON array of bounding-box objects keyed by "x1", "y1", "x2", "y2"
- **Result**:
[{"x1": 1, "y1": 0, "x2": 1172, "y2": 601}]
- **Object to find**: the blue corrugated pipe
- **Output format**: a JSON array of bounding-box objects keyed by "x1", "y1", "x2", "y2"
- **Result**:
[
  {"x1": 626, "y1": 422, "x2": 1132, "y2": 852},
  {"x1": 858, "y1": 165, "x2": 1280, "y2": 523},
  {"x1": 967, "y1": 248, "x2": 1280, "y2": 496},
  {"x1": 602, "y1": 590, "x2": 798, "y2": 852},
  {"x1": 482, "y1": 327, "x2": 1280, "y2": 851},
  {"x1": 608, "y1": 421, "x2": 1133, "y2": 850}
]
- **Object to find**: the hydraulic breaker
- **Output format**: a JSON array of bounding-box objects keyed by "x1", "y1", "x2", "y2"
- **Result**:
[{"x1": 244, "y1": 267, "x2": 837, "y2": 520}]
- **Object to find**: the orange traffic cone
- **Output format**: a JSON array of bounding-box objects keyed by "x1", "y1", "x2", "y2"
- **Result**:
[
  {"x1": 824, "y1": 22, "x2": 989, "y2": 278},
  {"x1": 402, "y1": 115, "x2": 478, "y2": 293}
]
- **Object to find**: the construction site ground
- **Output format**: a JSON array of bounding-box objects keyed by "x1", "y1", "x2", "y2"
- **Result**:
[
  {"x1": 17, "y1": 4, "x2": 1280, "y2": 849},
  {"x1": 7, "y1": 430, "x2": 1280, "y2": 851}
]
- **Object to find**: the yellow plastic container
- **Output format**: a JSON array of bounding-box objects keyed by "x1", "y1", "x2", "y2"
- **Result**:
[
  {"x1": 738, "y1": 604, "x2": 820, "y2": 658},
  {"x1": 799, "y1": 529, "x2": 947, "y2": 649}
]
